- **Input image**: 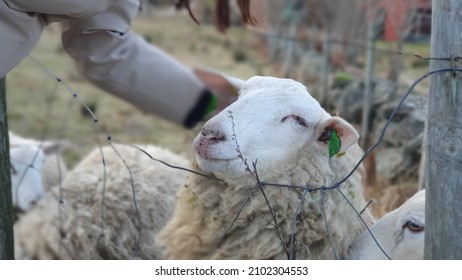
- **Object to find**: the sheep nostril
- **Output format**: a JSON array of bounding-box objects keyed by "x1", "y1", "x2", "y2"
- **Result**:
[
  {"x1": 201, "y1": 129, "x2": 226, "y2": 142},
  {"x1": 209, "y1": 134, "x2": 225, "y2": 141},
  {"x1": 29, "y1": 195, "x2": 42, "y2": 208}
]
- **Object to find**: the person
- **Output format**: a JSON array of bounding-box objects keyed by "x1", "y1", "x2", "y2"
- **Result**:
[{"x1": 0, "y1": 0, "x2": 255, "y2": 128}]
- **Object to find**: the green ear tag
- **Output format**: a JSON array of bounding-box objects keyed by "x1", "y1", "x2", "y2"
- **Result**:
[{"x1": 328, "y1": 129, "x2": 342, "y2": 158}]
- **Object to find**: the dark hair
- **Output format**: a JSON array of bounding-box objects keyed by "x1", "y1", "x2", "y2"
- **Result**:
[{"x1": 175, "y1": 0, "x2": 257, "y2": 33}]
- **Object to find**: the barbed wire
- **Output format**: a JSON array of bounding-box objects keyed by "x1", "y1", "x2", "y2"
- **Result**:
[{"x1": 320, "y1": 188, "x2": 339, "y2": 259}]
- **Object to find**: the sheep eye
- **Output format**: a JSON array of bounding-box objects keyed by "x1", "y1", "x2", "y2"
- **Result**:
[
  {"x1": 403, "y1": 221, "x2": 424, "y2": 233},
  {"x1": 294, "y1": 116, "x2": 308, "y2": 127},
  {"x1": 281, "y1": 115, "x2": 308, "y2": 127}
]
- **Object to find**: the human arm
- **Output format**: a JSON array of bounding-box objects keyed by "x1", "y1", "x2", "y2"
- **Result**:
[{"x1": 60, "y1": 0, "x2": 214, "y2": 127}]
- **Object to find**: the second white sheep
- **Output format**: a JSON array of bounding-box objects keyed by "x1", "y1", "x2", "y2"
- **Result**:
[
  {"x1": 14, "y1": 143, "x2": 190, "y2": 259},
  {"x1": 348, "y1": 190, "x2": 425, "y2": 260}
]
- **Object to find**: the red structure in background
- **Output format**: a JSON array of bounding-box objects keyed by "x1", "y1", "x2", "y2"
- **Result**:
[{"x1": 379, "y1": 0, "x2": 431, "y2": 41}]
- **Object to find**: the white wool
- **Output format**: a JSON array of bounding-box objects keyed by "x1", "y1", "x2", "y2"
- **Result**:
[
  {"x1": 9, "y1": 131, "x2": 70, "y2": 191},
  {"x1": 41, "y1": 154, "x2": 68, "y2": 191},
  {"x1": 14, "y1": 144, "x2": 190, "y2": 259},
  {"x1": 348, "y1": 190, "x2": 425, "y2": 260}
]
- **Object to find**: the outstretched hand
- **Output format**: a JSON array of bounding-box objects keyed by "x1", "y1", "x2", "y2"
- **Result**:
[{"x1": 193, "y1": 68, "x2": 241, "y2": 114}]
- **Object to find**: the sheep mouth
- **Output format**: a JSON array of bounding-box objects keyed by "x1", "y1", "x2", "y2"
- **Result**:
[
  {"x1": 195, "y1": 152, "x2": 238, "y2": 162},
  {"x1": 197, "y1": 154, "x2": 237, "y2": 161}
]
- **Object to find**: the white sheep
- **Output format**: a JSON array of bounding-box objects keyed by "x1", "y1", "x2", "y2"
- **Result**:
[
  {"x1": 14, "y1": 143, "x2": 190, "y2": 259},
  {"x1": 157, "y1": 74, "x2": 373, "y2": 260},
  {"x1": 9, "y1": 144, "x2": 45, "y2": 212},
  {"x1": 9, "y1": 131, "x2": 70, "y2": 190},
  {"x1": 348, "y1": 190, "x2": 425, "y2": 260}
]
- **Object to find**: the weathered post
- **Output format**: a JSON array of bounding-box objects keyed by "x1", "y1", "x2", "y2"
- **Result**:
[
  {"x1": 0, "y1": 76, "x2": 14, "y2": 259},
  {"x1": 424, "y1": 0, "x2": 462, "y2": 259},
  {"x1": 360, "y1": 1, "x2": 380, "y2": 187},
  {"x1": 361, "y1": 0, "x2": 378, "y2": 148},
  {"x1": 321, "y1": 29, "x2": 332, "y2": 108}
]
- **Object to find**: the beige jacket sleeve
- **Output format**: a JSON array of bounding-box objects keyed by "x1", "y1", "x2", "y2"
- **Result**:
[
  {"x1": 0, "y1": 0, "x2": 46, "y2": 77},
  {"x1": 0, "y1": 0, "x2": 118, "y2": 76},
  {"x1": 1, "y1": 0, "x2": 211, "y2": 127}
]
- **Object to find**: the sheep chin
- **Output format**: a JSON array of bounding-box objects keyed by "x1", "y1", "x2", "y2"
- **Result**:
[{"x1": 195, "y1": 155, "x2": 245, "y2": 177}]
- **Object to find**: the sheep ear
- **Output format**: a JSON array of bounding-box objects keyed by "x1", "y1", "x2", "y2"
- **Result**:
[
  {"x1": 315, "y1": 117, "x2": 360, "y2": 156},
  {"x1": 40, "y1": 140, "x2": 72, "y2": 155},
  {"x1": 193, "y1": 68, "x2": 244, "y2": 96}
]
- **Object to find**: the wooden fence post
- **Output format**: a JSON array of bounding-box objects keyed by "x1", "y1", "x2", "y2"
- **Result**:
[
  {"x1": 362, "y1": 0, "x2": 383, "y2": 149},
  {"x1": 0, "y1": 76, "x2": 14, "y2": 259},
  {"x1": 361, "y1": 15, "x2": 376, "y2": 149},
  {"x1": 424, "y1": 0, "x2": 462, "y2": 259},
  {"x1": 321, "y1": 29, "x2": 332, "y2": 108}
]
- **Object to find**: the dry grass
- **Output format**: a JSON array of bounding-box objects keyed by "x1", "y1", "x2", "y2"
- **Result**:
[{"x1": 364, "y1": 181, "x2": 419, "y2": 219}]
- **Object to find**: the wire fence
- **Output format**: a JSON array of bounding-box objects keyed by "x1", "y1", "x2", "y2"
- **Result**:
[{"x1": 2, "y1": 15, "x2": 461, "y2": 260}]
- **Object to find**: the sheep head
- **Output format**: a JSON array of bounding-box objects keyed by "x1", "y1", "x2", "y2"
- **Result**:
[
  {"x1": 8, "y1": 132, "x2": 69, "y2": 212},
  {"x1": 10, "y1": 144, "x2": 45, "y2": 212},
  {"x1": 194, "y1": 74, "x2": 360, "y2": 181},
  {"x1": 348, "y1": 190, "x2": 425, "y2": 260}
]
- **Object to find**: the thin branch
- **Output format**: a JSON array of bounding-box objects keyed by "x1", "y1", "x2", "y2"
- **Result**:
[{"x1": 229, "y1": 111, "x2": 290, "y2": 259}]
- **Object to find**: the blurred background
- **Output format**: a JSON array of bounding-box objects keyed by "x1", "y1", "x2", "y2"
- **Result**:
[{"x1": 6, "y1": 0, "x2": 432, "y2": 218}]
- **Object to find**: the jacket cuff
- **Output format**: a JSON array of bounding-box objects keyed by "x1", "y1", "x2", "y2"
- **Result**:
[{"x1": 183, "y1": 89, "x2": 214, "y2": 128}]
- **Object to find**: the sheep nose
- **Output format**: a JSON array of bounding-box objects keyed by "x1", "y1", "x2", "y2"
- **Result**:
[
  {"x1": 201, "y1": 128, "x2": 226, "y2": 142},
  {"x1": 28, "y1": 200, "x2": 37, "y2": 208},
  {"x1": 30, "y1": 199, "x2": 38, "y2": 207},
  {"x1": 29, "y1": 193, "x2": 43, "y2": 209}
]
